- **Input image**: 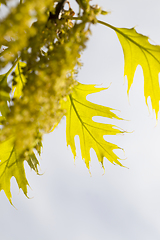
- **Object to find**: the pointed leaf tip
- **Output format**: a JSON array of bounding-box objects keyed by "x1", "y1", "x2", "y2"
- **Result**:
[{"x1": 62, "y1": 83, "x2": 125, "y2": 170}]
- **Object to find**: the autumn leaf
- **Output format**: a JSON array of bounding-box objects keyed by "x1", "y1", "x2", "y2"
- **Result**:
[
  {"x1": 116, "y1": 27, "x2": 160, "y2": 118},
  {"x1": 12, "y1": 61, "x2": 26, "y2": 99},
  {"x1": 98, "y1": 21, "x2": 160, "y2": 118},
  {"x1": 62, "y1": 83, "x2": 125, "y2": 170},
  {"x1": 0, "y1": 137, "x2": 40, "y2": 204}
]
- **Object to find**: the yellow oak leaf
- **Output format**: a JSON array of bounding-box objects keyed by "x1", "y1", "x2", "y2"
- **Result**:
[
  {"x1": 0, "y1": 137, "x2": 39, "y2": 204},
  {"x1": 116, "y1": 27, "x2": 160, "y2": 118},
  {"x1": 62, "y1": 83, "x2": 125, "y2": 170},
  {"x1": 0, "y1": 137, "x2": 28, "y2": 204},
  {"x1": 98, "y1": 21, "x2": 160, "y2": 118}
]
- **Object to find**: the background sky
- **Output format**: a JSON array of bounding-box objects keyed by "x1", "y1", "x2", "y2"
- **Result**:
[{"x1": 1, "y1": 0, "x2": 160, "y2": 239}]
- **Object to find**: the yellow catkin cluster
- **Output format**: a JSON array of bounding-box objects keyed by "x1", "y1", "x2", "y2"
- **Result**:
[
  {"x1": 0, "y1": 0, "x2": 55, "y2": 67},
  {"x1": 0, "y1": 0, "x2": 99, "y2": 162}
]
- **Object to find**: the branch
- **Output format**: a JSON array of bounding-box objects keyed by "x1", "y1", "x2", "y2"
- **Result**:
[{"x1": 48, "y1": 0, "x2": 67, "y2": 21}]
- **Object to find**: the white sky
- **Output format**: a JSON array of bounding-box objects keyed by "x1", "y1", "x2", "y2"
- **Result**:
[{"x1": 1, "y1": 0, "x2": 160, "y2": 239}]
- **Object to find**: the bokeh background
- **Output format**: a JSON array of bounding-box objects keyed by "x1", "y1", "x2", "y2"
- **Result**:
[{"x1": 1, "y1": 0, "x2": 160, "y2": 239}]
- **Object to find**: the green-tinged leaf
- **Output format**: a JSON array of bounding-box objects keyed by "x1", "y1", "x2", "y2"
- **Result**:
[
  {"x1": 27, "y1": 153, "x2": 39, "y2": 174},
  {"x1": 0, "y1": 137, "x2": 40, "y2": 204},
  {"x1": 12, "y1": 61, "x2": 26, "y2": 99},
  {"x1": 0, "y1": 73, "x2": 11, "y2": 117},
  {"x1": 62, "y1": 83, "x2": 125, "y2": 170},
  {"x1": 115, "y1": 27, "x2": 160, "y2": 118}
]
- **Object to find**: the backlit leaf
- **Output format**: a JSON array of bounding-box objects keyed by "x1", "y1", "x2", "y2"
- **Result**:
[
  {"x1": 0, "y1": 137, "x2": 40, "y2": 204},
  {"x1": 62, "y1": 83, "x2": 125, "y2": 170},
  {"x1": 115, "y1": 27, "x2": 160, "y2": 118}
]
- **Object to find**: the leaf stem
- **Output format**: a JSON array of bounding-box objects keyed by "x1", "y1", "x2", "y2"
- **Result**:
[
  {"x1": 97, "y1": 20, "x2": 160, "y2": 65},
  {"x1": 97, "y1": 20, "x2": 118, "y2": 32}
]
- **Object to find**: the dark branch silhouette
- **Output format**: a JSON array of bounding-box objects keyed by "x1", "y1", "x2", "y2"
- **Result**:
[{"x1": 48, "y1": 0, "x2": 67, "y2": 21}]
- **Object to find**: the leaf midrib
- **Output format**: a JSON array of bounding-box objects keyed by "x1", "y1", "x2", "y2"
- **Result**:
[{"x1": 69, "y1": 95, "x2": 116, "y2": 159}]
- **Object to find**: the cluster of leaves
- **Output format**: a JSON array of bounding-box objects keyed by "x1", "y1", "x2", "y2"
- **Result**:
[{"x1": 0, "y1": 0, "x2": 160, "y2": 204}]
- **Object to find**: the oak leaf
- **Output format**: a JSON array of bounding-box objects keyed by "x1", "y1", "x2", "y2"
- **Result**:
[
  {"x1": 116, "y1": 27, "x2": 160, "y2": 118},
  {"x1": 0, "y1": 137, "x2": 39, "y2": 204},
  {"x1": 62, "y1": 83, "x2": 125, "y2": 169}
]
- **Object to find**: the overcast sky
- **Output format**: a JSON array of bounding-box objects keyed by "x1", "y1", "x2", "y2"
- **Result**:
[{"x1": 1, "y1": 1, "x2": 160, "y2": 240}]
